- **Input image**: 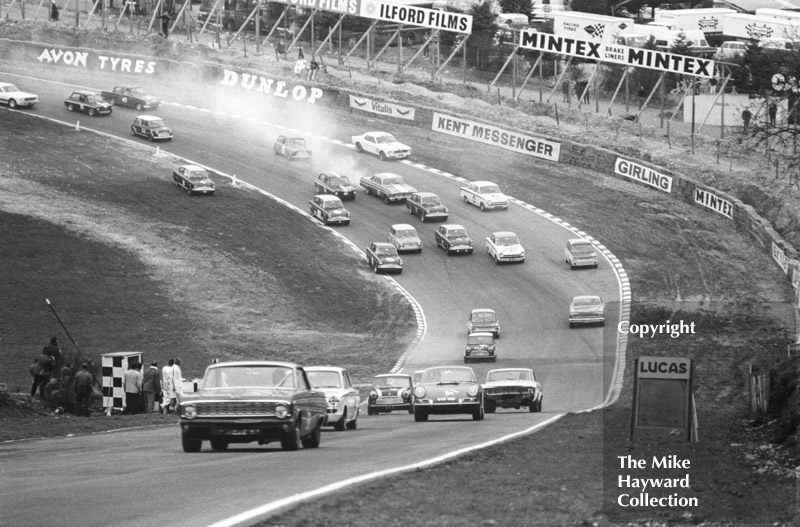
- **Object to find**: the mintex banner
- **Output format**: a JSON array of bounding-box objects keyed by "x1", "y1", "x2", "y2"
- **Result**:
[
  {"x1": 349, "y1": 95, "x2": 415, "y2": 120},
  {"x1": 520, "y1": 31, "x2": 714, "y2": 78},
  {"x1": 432, "y1": 112, "x2": 560, "y2": 161},
  {"x1": 614, "y1": 158, "x2": 673, "y2": 193},
  {"x1": 360, "y1": 0, "x2": 472, "y2": 34},
  {"x1": 694, "y1": 187, "x2": 733, "y2": 219},
  {"x1": 270, "y1": 0, "x2": 361, "y2": 15}
]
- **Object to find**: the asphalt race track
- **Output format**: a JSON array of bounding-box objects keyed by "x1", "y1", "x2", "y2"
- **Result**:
[{"x1": 0, "y1": 68, "x2": 623, "y2": 527}]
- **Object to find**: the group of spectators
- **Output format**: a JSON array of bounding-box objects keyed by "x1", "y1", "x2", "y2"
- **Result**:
[{"x1": 29, "y1": 336, "x2": 186, "y2": 417}]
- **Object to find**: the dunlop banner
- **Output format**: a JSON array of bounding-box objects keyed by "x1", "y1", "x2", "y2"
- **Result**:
[
  {"x1": 360, "y1": 0, "x2": 472, "y2": 34},
  {"x1": 519, "y1": 31, "x2": 714, "y2": 78},
  {"x1": 349, "y1": 95, "x2": 415, "y2": 120},
  {"x1": 432, "y1": 112, "x2": 560, "y2": 161}
]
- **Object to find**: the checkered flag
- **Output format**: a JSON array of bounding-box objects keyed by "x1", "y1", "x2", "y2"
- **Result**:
[{"x1": 584, "y1": 24, "x2": 605, "y2": 39}]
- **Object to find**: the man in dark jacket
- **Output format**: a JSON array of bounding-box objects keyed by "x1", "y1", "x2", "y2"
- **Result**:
[
  {"x1": 74, "y1": 363, "x2": 94, "y2": 417},
  {"x1": 141, "y1": 361, "x2": 162, "y2": 413},
  {"x1": 31, "y1": 349, "x2": 55, "y2": 397}
]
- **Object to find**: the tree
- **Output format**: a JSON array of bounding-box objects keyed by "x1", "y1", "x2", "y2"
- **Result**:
[
  {"x1": 669, "y1": 31, "x2": 694, "y2": 94},
  {"x1": 499, "y1": 0, "x2": 531, "y2": 17},
  {"x1": 568, "y1": 0, "x2": 612, "y2": 15},
  {"x1": 465, "y1": 2, "x2": 499, "y2": 69}
]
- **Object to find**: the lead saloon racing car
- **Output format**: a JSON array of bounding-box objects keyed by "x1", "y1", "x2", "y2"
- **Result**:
[
  {"x1": 178, "y1": 361, "x2": 327, "y2": 452},
  {"x1": 413, "y1": 366, "x2": 484, "y2": 422},
  {"x1": 351, "y1": 131, "x2": 410, "y2": 160},
  {"x1": 482, "y1": 368, "x2": 542, "y2": 413},
  {"x1": 367, "y1": 373, "x2": 415, "y2": 415}
]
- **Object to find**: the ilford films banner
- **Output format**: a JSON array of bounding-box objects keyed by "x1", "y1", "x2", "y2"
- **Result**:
[
  {"x1": 519, "y1": 31, "x2": 714, "y2": 78},
  {"x1": 432, "y1": 112, "x2": 560, "y2": 161},
  {"x1": 360, "y1": 0, "x2": 472, "y2": 34},
  {"x1": 270, "y1": 0, "x2": 361, "y2": 15},
  {"x1": 349, "y1": 95, "x2": 416, "y2": 120}
]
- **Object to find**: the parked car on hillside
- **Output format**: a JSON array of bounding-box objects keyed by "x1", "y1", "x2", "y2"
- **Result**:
[{"x1": 177, "y1": 361, "x2": 327, "y2": 452}]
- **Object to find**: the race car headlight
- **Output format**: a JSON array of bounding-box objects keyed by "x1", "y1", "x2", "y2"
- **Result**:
[
  {"x1": 466, "y1": 385, "x2": 479, "y2": 397},
  {"x1": 328, "y1": 396, "x2": 339, "y2": 408},
  {"x1": 183, "y1": 405, "x2": 197, "y2": 419},
  {"x1": 275, "y1": 404, "x2": 289, "y2": 418},
  {"x1": 401, "y1": 389, "x2": 412, "y2": 401},
  {"x1": 414, "y1": 387, "x2": 426, "y2": 399},
  {"x1": 369, "y1": 390, "x2": 378, "y2": 400}
]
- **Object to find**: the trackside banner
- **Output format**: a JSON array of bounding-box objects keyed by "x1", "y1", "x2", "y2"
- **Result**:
[
  {"x1": 432, "y1": 112, "x2": 560, "y2": 161},
  {"x1": 270, "y1": 0, "x2": 361, "y2": 15},
  {"x1": 694, "y1": 187, "x2": 733, "y2": 219},
  {"x1": 614, "y1": 158, "x2": 673, "y2": 193},
  {"x1": 360, "y1": 0, "x2": 472, "y2": 34},
  {"x1": 519, "y1": 31, "x2": 714, "y2": 78},
  {"x1": 349, "y1": 95, "x2": 416, "y2": 120},
  {"x1": 34, "y1": 47, "x2": 159, "y2": 74}
]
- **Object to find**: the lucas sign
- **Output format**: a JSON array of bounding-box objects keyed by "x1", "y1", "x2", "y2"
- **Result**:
[
  {"x1": 360, "y1": 0, "x2": 472, "y2": 34},
  {"x1": 520, "y1": 31, "x2": 714, "y2": 78},
  {"x1": 631, "y1": 356, "x2": 693, "y2": 441}
]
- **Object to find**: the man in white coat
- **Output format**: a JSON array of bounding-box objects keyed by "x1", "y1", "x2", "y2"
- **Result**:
[{"x1": 160, "y1": 358, "x2": 175, "y2": 414}]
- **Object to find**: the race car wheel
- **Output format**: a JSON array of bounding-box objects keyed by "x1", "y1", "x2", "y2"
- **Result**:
[
  {"x1": 407, "y1": 404, "x2": 415, "y2": 415},
  {"x1": 186, "y1": 186, "x2": 193, "y2": 196},
  {"x1": 346, "y1": 410, "x2": 358, "y2": 430},
  {"x1": 135, "y1": 103, "x2": 143, "y2": 111},
  {"x1": 301, "y1": 420, "x2": 322, "y2": 448},
  {"x1": 485, "y1": 400, "x2": 496, "y2": 413},
  {"x1": 364, "y1": 187, "x2": 372, "y2": 195},
  {"x1": 334, "y1": 409, "x2": 347, "y2": 431},
  {"x1": 420, "y1": 212, "x2": 427, "y2": 222},
  {"x1": 210, "y1": 439, "x2": 228, "y2": 451},
  {"x1": 479, "y1": 202, "x2": 486, "y2": 212},
  {"x1": 372, "y1": 261, "x2": 379, "y2": 274},
  {"x1": 379, "y1": 151, "x2": 387, "y2": 161},
  {"x1": 382, "y1": 195, "x2": 391, "y2": 204},
  {"x1": 355, "y1": 142, "x2": 364, "y2": 153},
  {"x1": 148, "y1": 133, "x2": 155, "y2": 142},
  {"x1": 131, "y1": 126, "x2": 137, "y2": 137},
  {"x1": 181, "y1": 434, "x2": 202, "y2": 453},
  {"x1": 67, "y1": 103, "x2": 75, "y2": 112},
  {"x1": 414, "y1": 408, "x2": 428, "y2": 422},
  {"x1": 463, "y1": 194, "x2": 469, "y2": 203},
  {"x1": 9, "y1": 99, "x2": 17, "y2": 109},
  {"x1": 407, "y1": 205, "x2": 414, "y2": 215},
  {"x1": 280, "y1": 422, "x2": 301, "y2": 451},
  {"x1": 472, "y1": 406, "x2": 485, "y2": 421},
  {"x1": 530, "y1": 399, "x2": 542, "y2": 413},
  {"x1": 88, "y1": 108, "x2": 96, "y2": 117}
]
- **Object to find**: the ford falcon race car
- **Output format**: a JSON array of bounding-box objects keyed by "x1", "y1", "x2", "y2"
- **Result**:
[
  {"x1": 568, "y1": 295, "x2": 605, "y2": 328},
  {"x1": 309, "y1": 194, "x2": 351, "y2": 226},
  {"x1": 351, "y1": 131, "x2": 411, "y2": 160},
  {"x1": 460, "y1": 181, "x2": 510, "y2": 211},
  {"x1": 388, "y1": 223, "x2": 422, "y2": 253},
  {"x1": 172, "y1": 164, "x2": 215, "y2": 196},
  {"x1": 413, "y1": 366, "x2": 484, "y2": 422},
  {"x1": 405, "y1": 192, "x2": 449, "y2": 222},
  {"x1": 482, "y1": 368, "x2": 542, "y2": 413},
  {"x1": 366, "y1": 242, "x2": 403, "y2": 274},
  {"x1": 314, "y1": 171, "x2": 356, "y2": 201},
  {"x1": 486, "y1": 231, "x2": 525, "y2": 264},
  {"x1": 434, "y1": 224, "x2": 473, "y2": 255},
  {"x1": 64, "y1": 90, "x2": 113, "y2": 116},
  {"x1": 0, "y1": 81, "x2": 38, "y2": 108},
  {"x1": 178, "y1": 361, "x2": 327, "y2": 452},
  {"x1": 305, "y1": 366, "x2": 360, "y2": 431},
  {"x1": 367, "y1": 373, "x2": 415, "y2": 414},
  {"x1": 274, "y1": 136, "x2": 312, "y2": 160},
  {"x1": 101, "y1": 86, "x2": 161, "y2": 110},
  {"x1": 464, "y1": 332, "x2": 497, "y2": 363},
  {"x1": 360, "y1": 173, "x2": 417, "y2": 204}
]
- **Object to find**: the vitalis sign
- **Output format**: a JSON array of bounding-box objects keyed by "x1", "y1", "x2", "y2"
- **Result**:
[
  {"x1": 349, "y1": 95, "x2": 415, "y2": 120},
  {"x1": 519, "y1": 32, "x2": 714, "y2": 78},
  {"x1": 220, "y1": 70, "x2": 324, "y2": 104},
  {"x1": 36, "y1": 48, "x2": 157, "y2": 74}
]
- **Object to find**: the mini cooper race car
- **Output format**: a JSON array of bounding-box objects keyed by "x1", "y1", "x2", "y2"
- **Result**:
[
  {"x1": 468, "y1": 308, "x2": 500, "y2": 338},
  {"x1": 464, "y1": 332, "x2": 497, "y2": 363},
  {"x1": 388, "y1": 223, "x2": 423, "y2": 253},
  {"x1": 131, "y1": 115, "x2": 173, "y2": 142},
  {"x1": 367, "y1": 373, "x2": 415, "y2": 414}
]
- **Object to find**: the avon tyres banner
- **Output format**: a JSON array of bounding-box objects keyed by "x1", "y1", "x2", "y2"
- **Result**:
[
  {"x1": 349, "y1": 95, "x2": 416, "y2": 120},
  {"x1": 520, "y1": 31, "x2": 714, "y2": 78}
]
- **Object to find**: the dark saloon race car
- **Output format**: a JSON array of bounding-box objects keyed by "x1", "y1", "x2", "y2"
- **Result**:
[
  {"x1": 366, "y1": 242, "x2": 403, "y2": 274},
  {"x1": 413, "y1": 366, "x2": 484, "y2": 422},
  {"x1": 308, "y1": 194, "x2": 351, "y2": 226},
  {"x1": 314, "y1": 171, "x2": 356, "y2": 201},
  {"x1": 274, "y1": 136, "x2": 312, "y2": 160},
  {"x1": 172, "y1": 164, "x2": 215, "y2": 196},
  {"x1": 101, "y1": 86, "x2": 161, "y2": 110},
  {"x1": 367, "y1": 373, "x2": 414, "y2": 415},
  {"x1": 178, "y1": 361, "x2": 327, "y2": 452},
  {"x1": 405, "y1": 192, "x2": 449, "y2": 222},
  {"x1": 482, "y1": 368, "x2": 543, "y2": 413},
  {"x1": 64, "y1": 90, "x2": 113, "y2": 116}
]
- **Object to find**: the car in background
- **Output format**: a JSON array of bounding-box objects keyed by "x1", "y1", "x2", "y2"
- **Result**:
[
  {"x1": 715, "y1": 40, "x2": 746, "y2": 60},
  {"x1": 486, "y1": 231, "x2": 525, "y2": 264},
  {"x1": 274, "y1": 136, "x2": 312, "y2": 160},
  {"x1": 464, "y1": 332, "x2": 497, "y2": 363},
  {"x1": 482, "y1": 368, "x2": 542, "y2": 413},
  {"x1": 64, "y1": 90, "x2": 113, "y2": 116},
  {"x1": 314, "y1": 171, "x2": 356, "y2": 201},
  {"x1": 305, "y1": 366, "x2": 360, "y2": 431},
  {"x1": 413, "y1": 366, "x2": 484, "y2": 422},
  {"x1": 405, "y1": 192, "x2": 449, "y2": 222},
  {"x1": 434, "y1": 224, "x2": 473, "y2": 255},
  {"x1": 172, "y1": 164, "x2": 215, "y2": 196},
  {"x1": 351, "y1": 131, "x2": 411, "y2": 160},
  {"x1": 131, "y1": 115, "x2": 173, "y2": 142},
  {"x1": 309, "y1": 194, "x2": 351, "y2": 226},
  {"x1": 366, "y1": 242, "x2": 403, "y2": 274},
  {"x1": 100, "y1": 86, "x2": 160, "y2": 110},
  {"x1": 0, "y1": 81, "x2": 38, "y2": 108},
  {"x1": 565, "y1": 238, "x2": 598, "y2": 269},
  {"x1": 468, "y1": 308, "x2": 500, "y2": 337},
  {"x1": 388, "y1": 223, "x2": 423, "y2": 253},
  {"x1": 412, "y1": 370, "x2": 425, "y2": 387},
  {"x1": 568, "y1": 295, "x2": 605, "y2": 328},
  {"x1": 177, "y1": 361, "x2": 327, "y2": 452},
  {"x1": 367, "y1": 373, "x2": 415, "y2": 414},
  {"x1": 460, "y1": 181, "x2": 510, "y2": 211},
  {"x1": 360, "y1": 173, "x2": 417, "y2": 204}
]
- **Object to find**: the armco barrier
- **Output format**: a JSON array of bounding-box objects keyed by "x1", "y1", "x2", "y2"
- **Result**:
[{"x1": 4, "y1": 37, "x2": 799, "y2": 306}]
